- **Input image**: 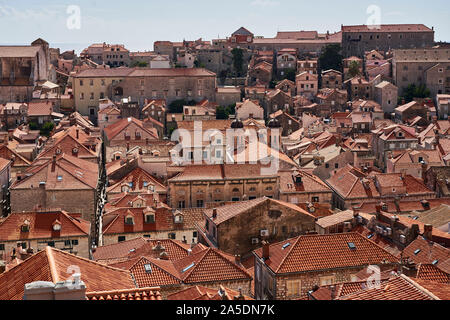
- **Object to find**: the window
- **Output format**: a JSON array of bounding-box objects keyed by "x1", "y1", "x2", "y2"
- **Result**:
[
  {"x1": 125, "y1": 216, "x2": 134, "y2": 225},
  {"x1": 178, "y1": 201, "x2": 186, "y2": 209},
  {"x1": 79, "y1": 80, "x2": 83, "y2": 86},
  {"x1": 72, "y1": 240, "x2": 79, "y2": 246},
  {"x1": 48, "y1": 241, "x2": 55, "y2": 247},
  {"x1": 320, "y1": 275, "x2": 335, "y2": 286},
  {"x1": 90, "y1": 92, "x2": 94, "y2": 100},
  {"x1": 312, "y1": 197, "x2": 319, "y2": 203},
  {"x1": 118, "y1": 236, "x2": 126, "y2": 242},
  {"x1": 90, "y1": 80, "x2": 94, "y2": 86},
  {"x1": 287, "y1": 280, "x2": 301, "y2": 296},
  {"x1": 145, "y1": 214, "x2": 155, "y2": 224},
  {"x1": 168, "y1": 233, "x2": 176, "y2": 240},
  {"x1": 64, "y1": 240, "x2": 71, "y2": 247},
  {"x1": 196, "y1": 200, "x2": 204, "y2": 208},
  {"x1": 335, "y1": 163, "x2": 339, "y2": 169},
  {"x1": 0, "y1": 244, "x2": 4, "y2": 251}
]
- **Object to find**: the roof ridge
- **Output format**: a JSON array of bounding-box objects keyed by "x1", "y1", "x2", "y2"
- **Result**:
[
  {"x1": 50, "y1": 246, "x2": 135, "y2": 274},
  {"x1": 275, "y1": 236, "x2": 302, "y2": 273},
  {"x1": 400, "y1": 274, "x2": 440, "y2": 300},
  {"x1": 46, "y1": 246, "x2": 59, "y2": 283}
]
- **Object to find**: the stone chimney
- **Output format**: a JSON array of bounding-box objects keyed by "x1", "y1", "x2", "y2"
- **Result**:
[
  {"x1": 212, "y1": 208, "x2": 218, "y2": 220},
  {"x1": 262, "y1": 241, "x2": 270, "y2": 260},
  {"x1": 424, "y1": 224, "x2": 433, "y2": 240},
  {"x1": 23, "y1": 278, "x2": 86, "y2": 300},
  {"x1": 76, "y1": 129, "x2": 79, "y2": 140},
  {"x1": 234, "y1": 254, "x2": 241, "y2": 265}
]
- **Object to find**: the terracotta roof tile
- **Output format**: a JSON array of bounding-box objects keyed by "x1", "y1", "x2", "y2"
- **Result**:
[
  {"x1": 86, "y1": 287, "x2": 162, "y2": 300},
  {"x1": 0, "y1": 247, "x2": 136, "y2": 300},
  {"x1": 254, "y1": 233, "x2": 399, "y2": 274}
]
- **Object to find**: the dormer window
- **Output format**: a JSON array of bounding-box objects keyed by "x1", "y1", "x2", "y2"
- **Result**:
[
  {"x1": 174, "y1": 212, "x2": 184, "y2": 224},
  {"x1": 21, "y1": 220, "x2": 30, "y2": 233},
  {"x1": 125, "y1": 215, "x2": 134, "y2": 225},
  {"x1": 145, "y1": 213, "x2": 155, "y2": 224},
  {"x1": 53, "y1": 220, "x2": 62, "y2": 231}
]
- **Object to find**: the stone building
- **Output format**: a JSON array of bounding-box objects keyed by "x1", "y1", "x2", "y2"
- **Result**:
[
  {"x1": 167, "y1": 163, "x2": 279, "y2": 209},
  {"x1": 0, "y1": 39, "x2": 51, "y2": 103},
  {"x1": 10, "y1": 154, "x2": 101, "y2": 238},
  {"x1": 154, "y1": 41, "x2": 175, "y2": 61},
  {"x1": 296, "y1": 72, "x2": 318, "y2": 99},
  {"x1": 321, "y1": 69, "x2": 343, "y2": 89},
  {"x1": 276, "y1": 48, "x2": 297, "y2": 78},
  {"x1": 216, "y1": 86, "x2": 241, "y2": 107},
  {"x1": 326, "y1": 165, "x2": 436, "y2": 210},
  {"x1": 345, "y1": 76, "x2": 372, "y2": 100},
  {"x1": 198, "y1": 197, "x2": 316, "y2": 257},
  {"x1": 253, "y1": 233, "x2": 399, "y2": 300},
  {"x1": 372, "y1": 124, "x2": 419, "y2": 168},
  {"x1": 342, "y1": 24, "x2": 434, "y2": 58},
  {"x1": 235, "y1": 99, "x2": 264, "y2": 120},
  {"x1": 111, "y1": 68, "x2": 217, "y2": 106},
  {"x1": 278, "y1": 170, "x2": 333, "y2": 204},
  {"x1": 374, "y1": 81, "x2": 398, "y2": 114},
  {"x1": 269, "y1": 110, "x2": 300, "y2": 137},
  {"x1": 265, "y1": 89, "x2": 293, "y2": 116},
  {"x1": 0, "y1": 210, "x2": 91, "y2": 259},
  {"x1": 103, "y1": 117, "x2": 167, "y2": 162},
  {"x1": 393, "y1": 48, "x2": 450, "y2": 97},
  {"x1": 436, "y1": 94, "x2": 449, "y2": 120}
]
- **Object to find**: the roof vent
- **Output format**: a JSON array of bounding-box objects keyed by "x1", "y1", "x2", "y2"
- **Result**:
[
  {"x1": 282, "y1": 243, "x2": 291, "y2": 250},
  {"x1": 182, "y1": 262, "x2": 195, "y2": 273}
]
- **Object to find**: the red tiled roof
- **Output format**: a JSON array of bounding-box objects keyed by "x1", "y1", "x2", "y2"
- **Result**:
[
  {"x1": 0, "y1": 211, "x2": 90, "y2": 241},
  {"x1": 416, "y1": 264, "x2": 450, "y2": 283},
  {"x1": 27, "y1": 101, "x2": 53, "y2": 116},
  {"x1": 104, "y1": 117, "x2": 159, "y2": 141},
  {"x1": 402, "y1": 238, "x2": 450, "y2": 272},
  {"x1": 254, "y1": 233, "x2": 399, "y2": 274},
  {"x1": 168, "y1": 285, "x2": 253, "y2": 300},
  {"x1": 338, "y1": 275, "x2": 441, "y2": 300},
  {"x1": 0, "y1": 247, "x2": 136, "y2": 300},
  {"x1": 93, "y1": 237, "x2": 194, "y2": 264},
  {"x1": 11, "y1": 153, "x2": 99, "y2": 190},
  {"x1": 86, "y1": 287, "x2": 162, "y2": 300}
]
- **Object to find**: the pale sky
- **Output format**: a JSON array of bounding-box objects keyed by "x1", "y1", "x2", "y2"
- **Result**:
[{"x1": 0, "y1": 0, "x2": 448, "y2": 53}]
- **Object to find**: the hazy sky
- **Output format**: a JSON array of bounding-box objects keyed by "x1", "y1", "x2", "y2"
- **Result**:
[{"x1": 0, "y1": 0, "x2": 448, "y2": 53}]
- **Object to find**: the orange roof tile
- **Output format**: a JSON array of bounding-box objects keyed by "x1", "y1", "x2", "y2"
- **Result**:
[
  {"x1": 254, "y1": 233, "x2": 399, "y2": 274},
  {"x1": 0, "y1": 247, "x2": 136, "y2": 300}
]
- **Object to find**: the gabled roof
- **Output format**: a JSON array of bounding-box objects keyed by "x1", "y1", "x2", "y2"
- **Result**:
[
  {"x1": 338, "y1": 275, "x2": 446, "y2": 300},
  {"x1": 254, "y1": 233, "x2": 399, "y2": 274},
  {"x1": 402, "y1": 238, "x2": 450, "y2": 273},
  {"x1": 104, "y1": 117, "x2": 159, "y2": 141},
  {"x1": 416, "y1": 264, "x2": 450, "y2": 283},
  {"x1": 11, "y1": 153, "x2": 99, "y2": 190},
  {"x1": 106, "y1": 167, "x2": 166, "y2": 194},
  {"x1": 0, "y1": 211, "x2": 90, "y2": 241},
  {"x1": 0, "y1": 247, "x2": 136, "y2": 300},
  {"x1": 204, "y1": 197, "x2": 315, "y2": 226},
  {"x1": 232, "y1": 27, "x2": 253, "y2": 36}
]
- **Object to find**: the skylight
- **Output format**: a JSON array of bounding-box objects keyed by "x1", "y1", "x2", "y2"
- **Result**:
[
  {"x1": 432, "y1": 260, "x2": 439, "y2": 265},
  {"x1": 182, "y1": 263, "x2": 195, "y2": 273},
  {"x1": 144, "y1": 264, "x2": 152, "y2": 274},
  {"x1": 282, "y1": 243, "x2": 291, "y2": 250},
  {"x1": 57, "y1": 176, "x2": 63, "y2": 181},
  {"x1": 367, "y1": 234, "x2": 374, "y2": 239},
  {"x1": 414, "y1": 249, "x2": 421, "y2": 255},
  {"x1": 348, "y1": 242, "x2": 356, "y2": 250}
]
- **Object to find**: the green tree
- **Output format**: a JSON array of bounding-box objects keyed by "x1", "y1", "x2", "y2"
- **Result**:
[
  {"x1": 29, "y1": 121, "x2": 38, "y2": 130},
  {"x1": 216, "y1": 106, "x2": 228, "y2": 119},
  {"x1": 283, "y1": 69, "x2": 296, "y2": 82},
  {"x1": 130, "y1": 61, "x2": 148, "y2": 68},
  {"x1": 348, "y1": 61, "x2": 361, "y2": 77},
  {"x1": 318, "y1": 44, "x2": 343, "y2": 73},
  {"x1": 40, "y1": 122, "x2": 54, "y2": 137},
  {"x1": 168, "y1": 99, "x2": 195, "y2": 113},
  {"x1": 400, "y1": 84, "x2": 431, "y2": 103},
  {"x1": 231, "y1": 48, "x2": 244, "y2": 77}
]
